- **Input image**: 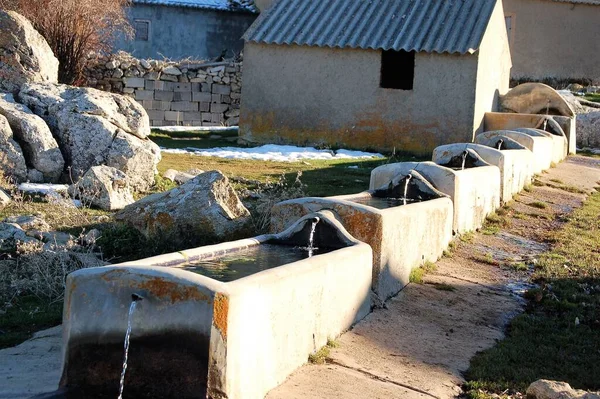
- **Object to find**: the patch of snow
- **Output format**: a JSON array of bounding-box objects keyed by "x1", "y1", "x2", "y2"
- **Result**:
[
  {"x1": 161, "y1": 144, "x2": 384, "y2": 162},
  {"x1": 153, "y1": 126, "x2": 239, "y2": 133},
  {"x1": 18, "y1": 183, "x2": 69, "y2": 194}
]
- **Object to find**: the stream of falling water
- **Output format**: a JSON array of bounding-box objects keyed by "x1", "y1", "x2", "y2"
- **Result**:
[
  {"x1": 461, "y1": 151, "x2": 468, "y2": 170},
  {"x1": 307, "y1": 219, "x2": 319, "y2": 258},
  {"x1": 497, "y1": 139, "x2": 504, "y2": 150},
  {"x1": 118, "y1": 300, "x2": 138, "y2": 399},
  {"x1": 403, "y1": 175, "x2": 412, "y2": 205}
]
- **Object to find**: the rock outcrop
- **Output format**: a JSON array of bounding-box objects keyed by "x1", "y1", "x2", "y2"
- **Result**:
[
  {"x1": 0, "y1": 189, "x2": 10, "y2": 208},
  {"x1": 116, "y1": 170, "x2": 250, "y2": 241},
  {"x1": 0, "y1": 93, "x2": 64, "y2": 181},
  {"x1": 17, "y1": 83, "x2": 160, "y2": 189},
  {"x1": 0, "y1": 10, "x2": 59, "y2": 92},
  {"x1": 0, "y1": 114, "x2": 27, "y2": 182},
  {"x1": 527, "y1": 379, "x2": 600, "y2": 399},
  {"x1": 69, "y1": 165, "x2": 134, "y2": 211},
  {"x1": 577, "y1": 111, "x2": 600, "y2": 149}
]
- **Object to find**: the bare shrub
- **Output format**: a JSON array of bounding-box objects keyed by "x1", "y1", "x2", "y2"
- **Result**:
[
  {"x1": 250, "y1": 172, "x2": 306, "y2": 234},
  {"x1": 0, "y1": 0, "x2": 132, "y2": 84}
]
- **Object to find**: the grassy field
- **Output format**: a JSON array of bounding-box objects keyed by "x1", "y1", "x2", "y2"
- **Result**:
[
  {"x1": 464, "y1": 190, "x2": 600, "y2": 396},
  {"x1": 584, "y1": 93, "x2": 600, "y2": 103}
]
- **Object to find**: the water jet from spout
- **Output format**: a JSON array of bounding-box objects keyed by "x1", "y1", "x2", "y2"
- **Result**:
[{"x1": 118, "y1": 296, "x2": 141, "y2": 399}]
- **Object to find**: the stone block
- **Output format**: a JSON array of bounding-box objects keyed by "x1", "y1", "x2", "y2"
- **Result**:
[
  {"x1": 171, "y1": 101, "x2": 198, "y2": 112},
  {"x1": 211, "y1": 103, "x2": 229, "y2": 113},
  {"x1": 192, "y1": 92, "x2": 212, "y2": 102},
  {"x1": 144, "y1": 80, "x2": 156, "y2": 91},
  {"x1": 211, "y1": 94, "x2": 221, "y2": 103},
  {"x1": 165, "y1": 111, "x2": 183, "y2": 122},
  {"x1": 202, "y1": 122, "x2": 220, "y2": 127},
  {"x1": 211, "y1": 113, "x2": 224, "y2": 123},
  {"x1": 200, "y1": 83, "x2": 211, "y2": 92},
  {"x1": 144, "y1": 71, "x2": 160, "y2": 81},
  {"x1": 124, "y1": 77, "x2": 145, "y2": 88},
  {"x1": 174, "y1": 92, "x2": 192, "y2": 102},
  {"x1": 154, "y1": 91, "x2": 174, "y2": 101},
  {"x1": 160, "y1": 101, "x2": 171, "y2": 111},
  {"x1": 183, "y1": 112, "x2": 202, "y2": 121},
  {"x1": 146, "y1": 110, "x2": 165, "y2": 121},
  {"x1": 199, "y1": 102, "x2": 210, "y2": 112},
  {"x1": 191, "y1": 83, "x2": 201, "y2": 92},
  {"x1": 201, "y1": 112, "x2": 212, "y2": 122},
  {"x1": 174, "y1": 83, "x2": 192, "y2": 92},
  {"x1": 163, "y1": 82, "x2": 176, "y2": 91},
  {"x1": 212, "y1": 84, "x2": 231, "y2": 95},
  {"x1": 160, "y1": 74, "x2": 178, "y2": 82},
  {"x1": 135, "y1": 90, "x2": 154, "y2": 101},
  {"x1": 221, "y1": 95, "x2": 231, "y2": 104}
]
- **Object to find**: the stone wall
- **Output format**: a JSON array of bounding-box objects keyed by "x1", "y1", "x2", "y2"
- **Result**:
[{"x1": 83, "y1": 53, "x2": 241, "y2": 127}]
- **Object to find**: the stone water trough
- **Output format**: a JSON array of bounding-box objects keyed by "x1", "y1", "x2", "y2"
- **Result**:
[
  {"x1": 272, "y1": 169, "x2": 453, "y2": 301},
  {"x1": 59, "y1": 212, "x2": 372, "y2": 399},
  {"x1": 371, "y1": 161, "x2": 500, "y2": 235},
  {"x1": 476, "y1": 130, "x2": 554, "y2": 174},
  {"x1": 432, "y1": 143, "x2": 534, "y2": 203}
]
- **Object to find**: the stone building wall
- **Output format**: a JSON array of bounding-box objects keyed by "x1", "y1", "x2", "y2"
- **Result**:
[{"x1": 83, "y1": 53, "x2": 242, "y2": 127}]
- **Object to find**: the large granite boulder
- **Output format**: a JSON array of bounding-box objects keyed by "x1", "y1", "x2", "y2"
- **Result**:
[
  {"x1": 0, "y1": 10, "x2": 59, "y2": 92},
  {"x1": 106, "y1": 131, "x2": 161, "y2": 192},
  {"x1": 0, "y1": 114, "x2": 27, "y2": 182},
  {"x1": 17, "y1": 83, "x2": 159, "y2": 188},
  {"x1": 0, "y1": 93, "x2": 64, "y2": 182},
  {"x1": 116, "y1": 171, "x2": 250, "y2": 241},
  {"x1": 0, "y1": 222, "x2": 39, "y2": 252},
  {"x1": 0, "y1": 189, "x2": 10, "y2": 208},
  {"x1": 577, "y1": 111, "x2": 600, "y2": 149},
  {"x1": 69, "y1": 165, "x2": 134, "y2": 211}
]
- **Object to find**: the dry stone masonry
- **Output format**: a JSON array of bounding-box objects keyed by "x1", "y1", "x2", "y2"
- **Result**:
[{"x1": 83, "y1": 53, "x2": 242, "y2": 127}]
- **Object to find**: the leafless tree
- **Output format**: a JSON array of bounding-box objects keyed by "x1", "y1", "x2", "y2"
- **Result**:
[{"x1": 0, "y1": 0, "x2": 132, "y2": 85}]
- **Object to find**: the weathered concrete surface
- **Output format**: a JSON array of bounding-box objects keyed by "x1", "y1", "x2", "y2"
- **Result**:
[
  {"x1": 61, "y1": 213, "x2": 372, "y2": 399},
  {"x1": 476, "y1": 130, "x2": 553, "y2": 174},
  {"x1": 271, "y1": 192, "x2": 453, "y2": 301},
  {"x1": 503, "y1": 0, "x2": 600, "y2": 84},
  {"x1": 500, "y1": 83, "x2": 575, "y2": 117},
  {"x1": 433, "y1": 143, "x2": 533, "y2": 203},
  {"x1": 513, "y1": 128, "x2": 567, "y2": 165},
  {"x1": 484, "y1": 112, "x2": 577, "y2": 155},
  {"x1": 370, "y1": 162, "x2": 501, "y2": 233},
  {"x1": 0, "y1": 326, "x2": 62, "y2": 399}
]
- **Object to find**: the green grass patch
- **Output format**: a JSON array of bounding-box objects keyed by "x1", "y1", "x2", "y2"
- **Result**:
[
  {"x1": 523, "y1": 184, "x2": 533, "y2": 192},
  {"x1": 308, "y1": 340, "x2": 340, "y2": 364},
  {"x1": 464, "y1": 191, "x2": 600, "y2": 394},
  {"x1": 409, "y1": 268, "x2": 425, "y2": 284},
  {"x1": 460, "y1": 232, "x2": 475, "y2": 243},
  {"x1": 0, "y1": 296, "x2": 62, "y2": 349},
  {"x1": 584, "y1": 93, "x2": 600, "y2": 103},
  {"x1": 481, "y1": 225, "x2": 500, "y2": 236}
]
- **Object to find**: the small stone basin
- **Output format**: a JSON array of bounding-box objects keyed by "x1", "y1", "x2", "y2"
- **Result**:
[
  {"x1": 432, "y1": 143, "x2": 534, "y2": 203},
  {"x1": 513, "y1": 127, "x2": 568, "y2": 164},
  {"x1": 272, "y1": 170, "x2": 453, "y2": 301},
  {"x1": 476, "y1": 130, "x2": 553, "y2": 174},
  {"x1": 370, "y1": 161, "x2": 501, "y2": 234},
  {"x1": 59, "y1": 212, "x2": 372, "y2": 399}
]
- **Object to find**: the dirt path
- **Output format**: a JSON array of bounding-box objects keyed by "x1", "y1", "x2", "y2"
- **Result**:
[
  {"x1": 267, "y1": 156, "x2": 600, "y2": 399},
  {"x1": 1, "y1": 156, "x2": 599, "y2": 399}
]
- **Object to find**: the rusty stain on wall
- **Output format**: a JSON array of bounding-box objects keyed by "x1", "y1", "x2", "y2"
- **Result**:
[{"x1": 213, "y1": 293, "x2": 229, "y2": 341}]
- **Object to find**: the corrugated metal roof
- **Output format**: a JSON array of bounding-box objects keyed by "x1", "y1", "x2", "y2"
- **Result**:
[
  {"x1": 244, "y1": 0, "x2": 498, "y2": 54},
  {"x1": 132, "y1": 0, "x2": 258, "y2": 13}
]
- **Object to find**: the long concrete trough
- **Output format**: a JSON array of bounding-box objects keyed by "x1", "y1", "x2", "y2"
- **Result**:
[
  {"x1": 484, "y1": 111, "x2": 577, "y2": 155},
  {"x1": 59, "y1": 212, "x2": 372, "y2": 399},
  {"x1": 513, "y1": 128, "x2": 568, "y2": 165},
  {"x1": 271, "y1": 172, "x2": 453, "y2": 301},
  {"x1": 432, "y1": 143, "x2": 534, "y2": 203},
  {"x1": 370, "y1": 161, "x2": 500, "y2": 234},
  {"x1": 475, "y1": 130, "x2": 554, "y2": 174}
]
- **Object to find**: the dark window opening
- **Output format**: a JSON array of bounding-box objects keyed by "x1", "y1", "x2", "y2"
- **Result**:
[
  {"x1": 380, "y1": 50, "x2": 415, "y2": 90},
  {"x1": 134, "y1": 20, "x2": 150, "y2": 41}
]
